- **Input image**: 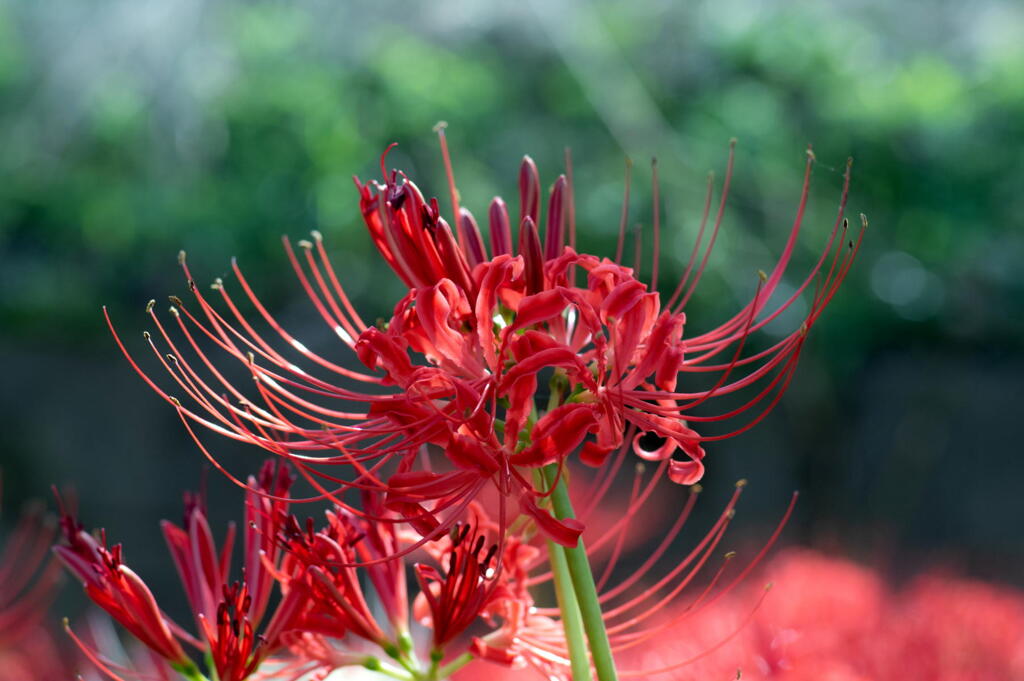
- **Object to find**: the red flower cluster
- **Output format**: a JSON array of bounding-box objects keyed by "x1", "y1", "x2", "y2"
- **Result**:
[
  {"x1": 55, "y1": 462, "x2": 307, "y2": 681},
  {"x1": 56, "y1": 455, "x2": 791, "y2": 681},
  {"x1": 107, "y1": 133, "x2": 860, "y2": 557}
]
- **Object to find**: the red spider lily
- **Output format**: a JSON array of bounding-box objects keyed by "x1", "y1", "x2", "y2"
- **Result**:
[
  {"x1": 269, "y1": 496, "x2": 504, "y2": 677},
  {"x1": 55, "y1": 461, "x2": 305, "y2": 681},
  {"x1": 54, "y1": 509, "x2": 193, "y2": 669},
  {"x1": 413, "y1": 514, "x2": 503, "y2": 652},
  {"x1": 106, "y1": 131, "x2": 860, "y2": 551},
  {"x1": 276, "y1": 509, "x2": 391, "y2": 647}
]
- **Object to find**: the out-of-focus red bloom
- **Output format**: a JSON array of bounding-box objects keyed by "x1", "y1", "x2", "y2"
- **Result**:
[
  {"x1": 889, "y1": 574, "x2": 1024, "y2": 681},
  {"x1": 108, "y1": 131, "x2": 860, "y2": 549},
  {"x1": 55, "y1": 461, "x2": 305, "y2": 681},
  {"x1": 0, "y1": 481, "x2": 66, "y2": 681},
  {"x1": 570, "y1": 548, "x2": 1024, "y2": 681}
]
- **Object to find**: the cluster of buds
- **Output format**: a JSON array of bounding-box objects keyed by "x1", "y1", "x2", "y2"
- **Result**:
[{"x1": 80, "y1": 130, "x2": 861, "y2": 679}]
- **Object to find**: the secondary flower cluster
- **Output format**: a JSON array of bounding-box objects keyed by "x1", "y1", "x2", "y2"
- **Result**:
[{"x1": 54, "y1": 458, "x2": 787, "y2": 681}]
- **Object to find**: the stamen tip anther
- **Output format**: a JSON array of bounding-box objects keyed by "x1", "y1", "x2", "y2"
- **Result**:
[
  {"x1": 211, "y1": 278, "x2": 223, "y2": 290},
  {"x1": 142, "y1": 331, "x2": 150, "y2": 340},
  {"x1": 298, "y1": 239, "x2": 313, "y2": 250},
  {"x1": 729, "y1": 137, "x2": 738, "y2": 147},
  {"x1": 735, "y1": 478, "x2": 748, "y2": 488},
  {"x1": 806, "y1": 147, "x2": 817, "y2": 162},
  {"x1": 764, "y1": 582, "x2": 774, "y2": 591},
  {"x1": 634, "y1": 462, "x2": 646, "y2": 475},
  {"x1": 62, "y1": 616, "x2": 70, "y2": 630},
  {"x1": 168, "y1": 295, "x2": 183, "y2": 307},
  {"x1": 169, "y1": 396, "x2": 181, "y2": 407},
  {"x1": 860, "y1": 213, "x2": 869, "y2": 228},
  {"x1": 433, "y1": 120, "x2": 448, "y2": 133},
  {"x1": 847, "y1": 156, "x2": 854, "y2": 168},
  {"x1": 757, "y1": 269, "x2": 767, "y2": 283},
  {"x1": 724, "y1": 550, "x2": 737, "y2": 559},
  {"x1": 311, "y1": 229, "x2": 323, "y2": 242},
  {"x1": 146, "y1": 299, "x2": 156, "y2": 313},
  {"x1": 168, "y1": 307, "x2": 180, "y2": 317},
  {"x1": 691, "y1": 484, "x2": 703, "y2": 494},
  {"x1": 177, "y1": 250, "x2": 187, "y2": 265}
]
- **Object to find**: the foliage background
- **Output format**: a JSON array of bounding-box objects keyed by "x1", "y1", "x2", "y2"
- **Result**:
[{"x1": 1, "y1": 0, "x2": 1022, "y2": 615}]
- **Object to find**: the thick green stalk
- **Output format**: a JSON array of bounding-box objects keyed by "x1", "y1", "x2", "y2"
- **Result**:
[
  {"x1": 547, "y1": 535, "x2": 594, "y2": 680},
  {"x1": 535, "y1": 470, "x2": 593, "y2": 681},
  {"x1": 542, "y1": 465, "x2": 618, "y2": 681}
]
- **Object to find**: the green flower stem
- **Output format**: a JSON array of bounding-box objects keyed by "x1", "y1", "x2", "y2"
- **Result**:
[
  {"x1": 363, "y1": 655, "x2": 415, "y2": 681},
  {"x1": 172, "y1": 662, "x2": 209, "y2": 681},
  {"x1": 535, "y1": 470, "x2": 593, "y2": 681},
  {"x1": 436, "y1": 652, "x2": 475, "y2": 679},
  {"x1": 542, "y1": 465, "x2": 618, "y2": 681},
  {"x1": 547, "y1": 534, "x2": 594, "y2": 680}
]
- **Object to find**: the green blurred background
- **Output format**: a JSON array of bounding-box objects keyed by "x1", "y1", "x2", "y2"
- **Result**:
[{"x1": 2, "y1": 0, "x2": 1023, "y2": 609}]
